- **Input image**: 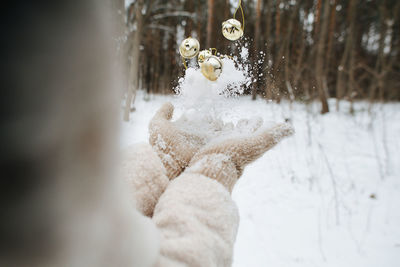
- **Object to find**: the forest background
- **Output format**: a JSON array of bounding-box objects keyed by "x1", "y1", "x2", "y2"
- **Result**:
[{"x1": 109, "y1": 0, "x2": 400, "y2": 121}]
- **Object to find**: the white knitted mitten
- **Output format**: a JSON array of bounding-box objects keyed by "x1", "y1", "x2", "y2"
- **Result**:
[
  {"x1": 149, "y1": 102, "x2": 226, "y2": 179},
  {"x1": 186, "y1": 123, "x2": 295, "y2": 192}
]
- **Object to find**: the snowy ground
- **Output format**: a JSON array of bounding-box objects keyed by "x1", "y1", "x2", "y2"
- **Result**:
[{"x1": 121, "y1": 91, "x2": 400, "y2": 267}]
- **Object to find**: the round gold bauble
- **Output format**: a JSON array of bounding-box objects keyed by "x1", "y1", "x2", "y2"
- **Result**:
[
  {"x1": 198, "y1": 50, "x2": 213, "y2": 64},
  {"x1": 179, "y1": 37, "x2": 200, "y2": 59},
  {"x1": 222, "y1": 19, "x2": 244, "y2": 41},
  {"x1": 200, "y1": 55, "x2": 223, "y2": 81}
]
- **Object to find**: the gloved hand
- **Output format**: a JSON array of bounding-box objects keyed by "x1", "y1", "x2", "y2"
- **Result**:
[
  {"x1": 186, "y1": 123, "x2": 295, "y2": 192},
  {"x1": 149, "y1": 102, "x2": 231, "y2": 179}
]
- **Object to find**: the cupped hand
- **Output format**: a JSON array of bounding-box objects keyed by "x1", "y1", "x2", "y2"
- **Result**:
[
  {"x1": 149, "y1": 102, "x2": 237, "y2": 179},
  {"x1": 187, "y1": 123, "x2": 295, "y2": 191},
  {"x1": 149, "y1": 102, "x2": 286, "y2": 182}
]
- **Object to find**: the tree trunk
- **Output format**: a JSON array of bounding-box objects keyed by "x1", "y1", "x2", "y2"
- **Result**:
[
  {"x1": 273, "y1": 0, "x2": 283, "y2": 103},
  {"x1": 124, "y1": 0, "x2": 143, "y2": 121},
  {"x1": 196, "y1": 1, "x2": 205, "y2": 49},
  {"x1": 326, "y1": 0, "x2": 337, "y2": 69},
  {"x1": 108, "y1": 0, "x2": 128, "y2": 97},
  {"x1": 251, "y1": 0, "x2": 262, "y2": 100},
  {"x1": 336, "y1": 0, "x2": 357, "y2": 111},
  {"x1": 315, "y1": 0, "x2": 330, "y2": 114},
  {"x1": 184, "y1": 0, "x2": 194, "y2": 37},
  {"x1": 225, "y1": 0, "x2": 230, "y2": 19},
  {"x1": 349, "y1": 45, "x2": 356, "y2": 114},
  {"x1": 284, "y1": 3, "x2": 300, "y2": 103},
  {"x1": 314, "y1": 0, "x2": 322, "y2": 39},
  {"x1": 264, "y1": 0, "x2": 273, "y2": 100},
  {"x1": 275, "y1": 0, "x2": 281, "y2": 44},
  {"x1": 293, "y1": 9, "x2": 307, "y2": 90},
  {"x1": 206, "y1": 0, "x2": 215, "y2": 48},
  {"x1": 374, "y1": 3, "x2": 388, "y2": 102}
]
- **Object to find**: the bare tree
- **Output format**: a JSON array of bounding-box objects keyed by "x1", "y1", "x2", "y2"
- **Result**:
[
  {"x1": 207, "y1": 0, "x2": 215, "y2": 48},
  {"x1": 315, "y1": 0, "x2": 331, "y2": 113},
  {"x1": 263, "y1": 0, "x2": 274, "y2": 100},
  {"x1": 252, "y1": 0, "x2": 263, "y2": 100},
  {"x1": 117, "y1": 0, "x2": 400, "y2": 103},
  {"x1": 335, "y1": 0, "x2": 358, "y2": 111},
  {"x1": 124, "y1": 0, "x2": 144, "y2": 121}
]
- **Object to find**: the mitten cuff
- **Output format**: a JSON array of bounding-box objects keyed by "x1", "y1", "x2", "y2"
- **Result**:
[
  {"x1": 122, "y1": 143, "x2": 169, "y2": 217},
  {"x1": 186, "y1": 153, "x2": 238, "y2": 193}
]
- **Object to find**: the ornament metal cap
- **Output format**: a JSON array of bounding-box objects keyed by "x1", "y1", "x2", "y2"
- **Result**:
[
  {"x1": 200, "y1": 55, "x2": 223, "y2": 81},
  {"x1": 179, "y1": 37, "x2": 200, "y2": 59},
  {"x1": 222, "y1": 19, "x2": 243, "y2": 41},
  {"x1": 198, "y1": 49, "x2": 213, "y2": 64}
]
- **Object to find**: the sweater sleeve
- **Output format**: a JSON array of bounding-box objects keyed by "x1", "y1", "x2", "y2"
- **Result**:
[
  {"x1": 152, "y1": 173, "x2": 240, "y2": 267},
  {"x1": 121, "y1": 143, "x2": 169, "y2": 217},
  {"x1": 122, "y1": 143, "x2": 240, "y2": 266}
]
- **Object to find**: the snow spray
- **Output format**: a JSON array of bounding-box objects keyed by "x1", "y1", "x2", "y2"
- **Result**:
[{"x1": 174, "y1": 43, "x2": 254, "y2": 119}]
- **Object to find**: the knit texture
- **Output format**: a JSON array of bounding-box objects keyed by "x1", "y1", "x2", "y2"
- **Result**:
[
  {"x1": 121, "y1": 143, "x2": 169, "y2": 217},
  {"x1": 121, "y1": 143, "x2": 241, "y2": 266},
  {"x1": 149, "y1": 103, "x2": 206, "y2": 180},
  {"x1": 153, "y1": 173, "x2": 239, "y2": 267},
  {"x1": 186, "y1": 153, "x2": 238, "y2": 193},
  {"x1": 188, "y1": 123, "x2": 295, "y2": 192}
]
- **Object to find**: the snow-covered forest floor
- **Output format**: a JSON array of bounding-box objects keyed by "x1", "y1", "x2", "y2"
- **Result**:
[{"x1": 121, "y1": 91, "x2": 400, "y2": 267}]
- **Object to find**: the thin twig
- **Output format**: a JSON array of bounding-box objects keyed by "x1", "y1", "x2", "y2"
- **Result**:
[{"x1": 318, "y1": 142, "x2": 340, "y2": 225}]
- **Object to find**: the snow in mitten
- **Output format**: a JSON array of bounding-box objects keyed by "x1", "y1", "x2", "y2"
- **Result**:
[{"x1": 149, "y1": 102, "x2": 222, "y2": 179}]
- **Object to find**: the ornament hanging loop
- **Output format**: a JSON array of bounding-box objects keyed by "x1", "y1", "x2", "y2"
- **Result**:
[
  {"x1": 181, "y1": 57, "x2": 188, "y2": 70},
  {"x1": 233, "y1": 0, "x2": 245, "y2": 32}
]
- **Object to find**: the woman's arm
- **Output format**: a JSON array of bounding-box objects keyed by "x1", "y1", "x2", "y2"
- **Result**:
[
  {"x1": 152, "y1": 173, "x2": 239, "y2": 267},
  {"x1": 121, "y1": 143, "x2": 169, "y2": 217}
]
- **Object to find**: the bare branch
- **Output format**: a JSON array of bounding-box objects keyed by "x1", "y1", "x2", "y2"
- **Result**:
[
  {"x1": 151, "y1": 11, "x2": 196, "y2": 21},
  {"x1": 147, "y1": 24, "x2": 175, "y2": 33}
]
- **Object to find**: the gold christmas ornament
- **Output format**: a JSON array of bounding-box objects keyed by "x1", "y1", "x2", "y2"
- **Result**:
[
  {"x1": 198, "y1": 49, "x2": 213, "y2": 64},
  {"x1": 200, "y1": 55, "x2": 223, "y2": 81},
  {"x1": 179, "y1": 37, "x2": 200, "y2": 59},
  {"x1": 222, "y1": 19, "x2": 244, "y2": 41}
]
